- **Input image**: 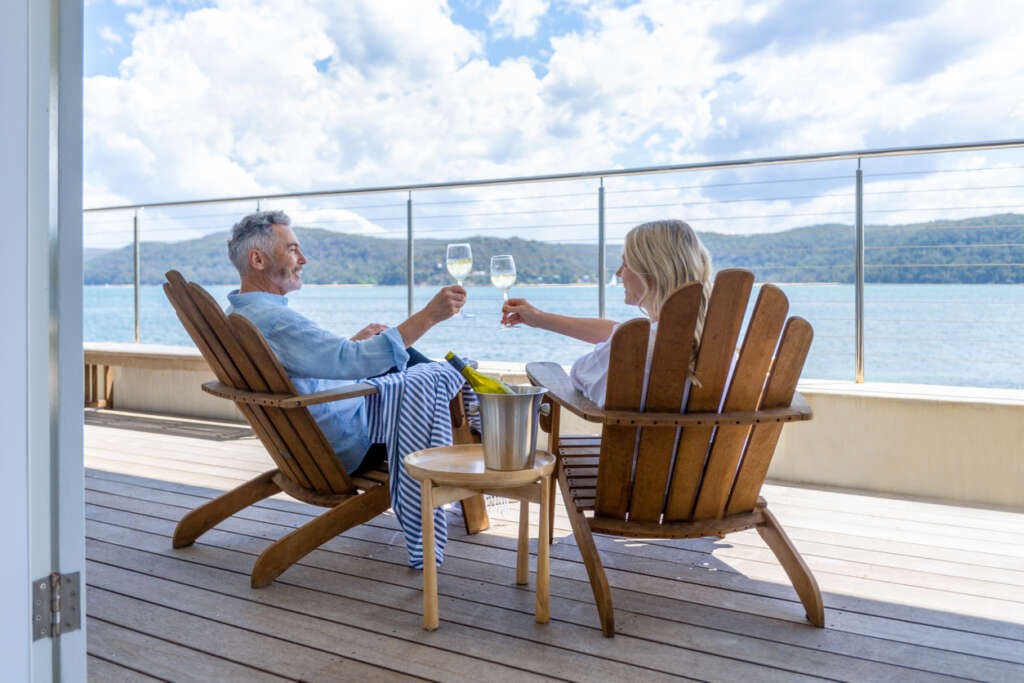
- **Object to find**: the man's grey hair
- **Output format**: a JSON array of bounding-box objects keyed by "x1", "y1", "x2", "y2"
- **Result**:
[{"x1": 227, "y1": 210, "x2": 291, "y2": 275}]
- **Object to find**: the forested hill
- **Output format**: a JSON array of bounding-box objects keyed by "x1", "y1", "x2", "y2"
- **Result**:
[{"x1": 84, "y1": 213, "x2": 1024, "y2": 285}]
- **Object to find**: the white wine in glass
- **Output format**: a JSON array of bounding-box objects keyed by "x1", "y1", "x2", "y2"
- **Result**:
[
  {"x1": 446, "y1": 243, "x2": 473, "y2": 317},
  {"x1": 490, "y1": 254, "x2": 516, "y2": 327}
]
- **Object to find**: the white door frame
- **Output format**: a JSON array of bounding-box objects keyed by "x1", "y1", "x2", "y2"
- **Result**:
[{"x1": 1, "y1": 0, "x2": 85, "y2": 679}]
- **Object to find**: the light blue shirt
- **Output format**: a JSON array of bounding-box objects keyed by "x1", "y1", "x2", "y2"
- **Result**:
[{"x1": 226, "y1": 290, "x2": 409, "y2": 473}]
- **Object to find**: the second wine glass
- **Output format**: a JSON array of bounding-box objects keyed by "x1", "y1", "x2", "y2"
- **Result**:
[{"x1": 490, "y1": 254, "x2": 516, "y2": 328}]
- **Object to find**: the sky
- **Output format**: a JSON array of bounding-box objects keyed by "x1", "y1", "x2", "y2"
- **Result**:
[{"x1": 82, "y1": 0, "x2": 1024, "y2": 248}]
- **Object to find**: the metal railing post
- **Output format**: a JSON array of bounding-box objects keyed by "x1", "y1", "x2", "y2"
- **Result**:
[
  {"x1": 407, "y1": 192, "x2": 414, "y2": 317},
  {"x1": 855, "y1": 162, "x2": 865, "y2": 383},
  {"x1": 133, "y1": 209, "x2": 140, "y2": 343},
  {"x1": 598, "y1": 179, "x2": 606, "y2": 318}
]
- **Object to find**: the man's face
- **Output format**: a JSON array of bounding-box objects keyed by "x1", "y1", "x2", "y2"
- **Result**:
[{"x1": 262, "y1": 224, "x2": 306, "y2": 295}]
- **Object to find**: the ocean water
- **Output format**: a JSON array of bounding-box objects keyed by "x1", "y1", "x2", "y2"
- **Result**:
[{"x1": 83, "y1": 283, "x2": 1024, "y2": 389}]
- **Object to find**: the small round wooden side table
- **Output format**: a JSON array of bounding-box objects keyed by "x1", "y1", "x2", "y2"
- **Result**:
[{"x1": 404, "y1": 444, "x2": 556, "y2": 631}]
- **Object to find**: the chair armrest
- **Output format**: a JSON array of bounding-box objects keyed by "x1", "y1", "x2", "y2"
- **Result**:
[
  {"x1": 603, "y1": 392, "x2": 812, "y2": 427},
  {"x1": 202, "y1": 381, "x2": 378, "y2": 408},
  {"x1": 526, "y1": 362, "x2": 606, "y2": 423},
  {"x1": 526, "y1": 361, "x2": 814, "y2": 427}
]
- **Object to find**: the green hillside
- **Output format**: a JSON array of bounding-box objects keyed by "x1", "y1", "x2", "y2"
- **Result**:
[{"x1": 84, "y1": 213, "x2": 1024, "y2": 285}]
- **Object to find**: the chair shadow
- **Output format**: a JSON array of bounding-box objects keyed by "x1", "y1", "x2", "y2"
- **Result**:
[{"x1": 85, "y1": 409, "x2": 255, "y2": 441}]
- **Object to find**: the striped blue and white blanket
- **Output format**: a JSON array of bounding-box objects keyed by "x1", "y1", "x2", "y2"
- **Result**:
[{"x1": 364, "y1": 362, "x2": 467, "y2": 569}]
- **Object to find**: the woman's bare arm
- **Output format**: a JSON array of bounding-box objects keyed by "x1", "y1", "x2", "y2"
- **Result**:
[{"x1": 502, "y1": 298, "x2": 617, "y2": 344}]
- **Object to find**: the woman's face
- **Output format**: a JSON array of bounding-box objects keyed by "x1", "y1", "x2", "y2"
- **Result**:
[{"x1": 617, "y1": 257, "x2": 648, "y2": 308}]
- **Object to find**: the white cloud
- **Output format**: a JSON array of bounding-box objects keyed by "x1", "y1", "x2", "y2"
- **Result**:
[
  {"x1": 99, "y1": 26, "x2": 124, "y2": 44},
  {"x1": 83, "y1": 0, "x2": 1024, "y2": 241},
  {"x1": 489, "y1": 0, "x2": 550, "y2": 39},
  {"x1": 284, "y1": 206, "x2": 389, "y2": 236}
]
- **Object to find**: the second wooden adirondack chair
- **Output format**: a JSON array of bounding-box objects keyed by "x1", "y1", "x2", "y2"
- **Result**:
[
  {"x1": 162, "y1": 270, "x2": 489, "y2": 588},
  {"x1": 527, "y1": 268, "x2": 823, "y2": 636}
]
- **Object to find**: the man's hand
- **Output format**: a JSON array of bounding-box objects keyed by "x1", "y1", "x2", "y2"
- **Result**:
[
  {"x1": 395, "y1": 285, "x2": 466, "y2": 348},
  {"x1": 423, "y1": 285, "x2": 466, "y2": 323},
  {"x1": 350, "y1": 323, "x2": 389, "y2": 341}
]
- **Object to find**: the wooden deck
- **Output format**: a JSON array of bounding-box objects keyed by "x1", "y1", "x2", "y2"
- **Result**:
[{"x1": 83, "y1": 409, "x2": 1024, "y2": 682}]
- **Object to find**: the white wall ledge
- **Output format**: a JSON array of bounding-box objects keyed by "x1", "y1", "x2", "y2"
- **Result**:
[
  {"x1": 86, "y1": 344, "x2": 1024, "y2": 405},
  {"x1": 796, "y1": 378, "x2": 1024, "y2": 406}
]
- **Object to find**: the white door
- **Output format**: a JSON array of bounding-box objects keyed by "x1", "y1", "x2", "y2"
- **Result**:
[{"x1": 0, "y1": 0, "x2": 86, "y2": 679}]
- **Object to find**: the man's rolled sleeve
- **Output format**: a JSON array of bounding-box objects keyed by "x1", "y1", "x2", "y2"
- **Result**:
[
  {"x1": 267, "y1": 308, "x2": 409, "y2": 380},
  {"x1": 379, "y1": 326, "x2": 410, "y2": 372}
]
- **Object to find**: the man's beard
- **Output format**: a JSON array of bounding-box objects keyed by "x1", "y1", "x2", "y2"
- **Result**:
[{"x1": 272, "y1": 263, "x2": 301, "y2": 290}]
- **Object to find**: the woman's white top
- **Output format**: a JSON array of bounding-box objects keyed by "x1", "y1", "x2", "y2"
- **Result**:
[{"x1": 570, "y1": 322, "x2": 658, "y2": 408}]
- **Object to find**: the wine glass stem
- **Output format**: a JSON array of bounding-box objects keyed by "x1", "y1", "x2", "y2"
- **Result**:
[
  {"x1": 503, "y1": 291, "x2": 509, "y2": 301},
  {"x1": 456, "y1": 279, "x2": 465, "y2": 317}
]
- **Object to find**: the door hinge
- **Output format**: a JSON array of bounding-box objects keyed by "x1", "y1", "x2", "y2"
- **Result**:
[{"x1": 32, "y1": 572, "x2": 81, "y2": 641}]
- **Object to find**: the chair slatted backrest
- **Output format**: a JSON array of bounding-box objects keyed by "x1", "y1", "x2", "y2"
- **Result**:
[
  {"x1": 595, "y1": 268, "x2": 812, "y2": 523},
  {"x1": 628, "y1": 284, "x2": 702, "y2": 522},
  {"x1": 663, "y1": 269, "x2": 753, "y2": 521},
  {"x1": 163, "y1": 271, "x2": 355, "y2": 495},
  {"x1": 163, "y1": 272, "x2": 298, "y2": 483},
  {"x1": 593, "y1": 317, "x2": 650, "y2": 519}
]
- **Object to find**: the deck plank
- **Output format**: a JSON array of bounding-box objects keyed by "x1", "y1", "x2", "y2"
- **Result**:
[
  {"x1": 84, "y1": 504, "x2": 946, "y2": 682},
  {"x1": 86, "y1": 535, "x2": 691, "y2": 682},
  {"x1": 83, "y1": 474, "x2": 1024, "y2": 638},
  {"x1": 83, "y1": 412, "x2": 1024, "y2": 681},
  {"x1": 87, "y1": 655, "x2": 165, "y2": 683},
  {"x1": 87, "y1": 566, "x2": 516, "y2": 682},
  {"x1": 84, "y1": 476, "x2": 1024, "y2": 680},
  {"x1": 87, "y1": 616, "x2": 289, "y2": 682},
  {"x1": 83, "y1": 469, "x2": 1024, "y2": 656}
]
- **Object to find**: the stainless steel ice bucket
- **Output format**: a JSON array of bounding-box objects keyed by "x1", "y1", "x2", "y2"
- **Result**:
[{"x1": 477, "y1": 385, "x2": 548, "y2": 470}]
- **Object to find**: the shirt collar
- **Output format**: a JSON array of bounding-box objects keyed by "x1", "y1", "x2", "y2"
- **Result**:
[{"x1": 227, "y1": 289, "x2": 289, "y2": 307}]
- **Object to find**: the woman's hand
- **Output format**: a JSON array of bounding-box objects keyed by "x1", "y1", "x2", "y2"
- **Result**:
[
  {"x1": 501, "y1": 298, "x2": 544, "y2": 327},
  {"x1": 350, "y1": 322, "x2": 390, "y2": 341}
]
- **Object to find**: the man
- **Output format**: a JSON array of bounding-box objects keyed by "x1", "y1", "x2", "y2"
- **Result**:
[{"x1": 225, "y1": 210, "x2": 466, "y2": 475}]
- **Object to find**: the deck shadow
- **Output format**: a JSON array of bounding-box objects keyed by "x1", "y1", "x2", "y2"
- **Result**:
[{"x1": 85, "y1": 409, "x2": 255, "y2": 441}]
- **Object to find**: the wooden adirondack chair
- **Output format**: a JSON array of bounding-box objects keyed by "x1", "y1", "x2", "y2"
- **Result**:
[
  {"x1": 162, "y1": 270, "x2": 489, "y2": 588},
  {"x1": 527, "y1": 268, "x2": 823, "y2": 636}
]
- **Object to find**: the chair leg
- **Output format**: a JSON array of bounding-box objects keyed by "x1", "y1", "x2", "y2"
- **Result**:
[
  {"x1": 460, "y1": 494, "x2": 490, "y2": 534},
  {"x1": 450, "y1": 391, "x2": 490, "y2": 535},
  {"x1": 757, "y1": 507, "x2": 825, "y2": 627},
  {"x1": 547, "y1": 473, "x2": 556, "y2": 544},
  {"x1": 558, "y1": 462, "x2": 615, "y2": 636},
  {"x1": 251, "y1": 483, "x2": 390, "y2": 588},
  {"x1": 173, "y1": 469, "x2": 281, "y2": 548},
  {"x1": 536, "y1": 473, "x2": 551, "y2": 624}
]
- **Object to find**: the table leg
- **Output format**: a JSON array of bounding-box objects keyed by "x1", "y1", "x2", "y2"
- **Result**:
[
  {"x1": 421, "y1": 479, "x2": 439, "y2": 630},
  {"x1": 536, "y1": 475, "x2": 551, "y2": 623},
  {"x1": 516, "y1": 499, "x2": 529, "y2": 585}
]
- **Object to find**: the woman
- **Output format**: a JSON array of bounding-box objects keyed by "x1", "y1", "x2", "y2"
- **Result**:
[{"x1": 502, "y1": 219, "x2": 712, "y2": 407}]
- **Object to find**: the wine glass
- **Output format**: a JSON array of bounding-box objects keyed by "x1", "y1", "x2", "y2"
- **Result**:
[
  {"x1": 490, "y1": 254, "x2": 516, "y2": 328},
  {"x1": 446, "y1": 243, "x2": 473, "y2": 318}
]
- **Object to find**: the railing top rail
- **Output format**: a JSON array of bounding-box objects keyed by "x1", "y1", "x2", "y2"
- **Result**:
[{"x1": 83, "y1": 139, "x2": 1024, "y2": 213}]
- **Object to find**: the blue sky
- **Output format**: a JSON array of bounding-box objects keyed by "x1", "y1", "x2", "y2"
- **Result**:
[{"x1": 82, "y1": 0, "x2": 1024, "y2": 246}]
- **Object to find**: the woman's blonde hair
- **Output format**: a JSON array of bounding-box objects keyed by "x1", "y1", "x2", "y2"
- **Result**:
[{"x1": 623, "y1": 219, "x2": 713, "y2": 345}]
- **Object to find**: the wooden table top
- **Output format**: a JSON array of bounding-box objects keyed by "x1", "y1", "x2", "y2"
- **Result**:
[{"x1": 404, "y1": 444, "x2": 554, "y2": 488}]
